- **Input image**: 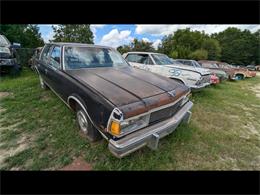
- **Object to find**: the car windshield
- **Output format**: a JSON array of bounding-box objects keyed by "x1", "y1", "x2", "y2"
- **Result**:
[
  {"x1": 151, "y1": 54, "x2": 174, "y2": 65},
  {"x1": 193, "y1": 61, "x2": 202, "y2": 67},
  {"x1": 0, "y1": 35, "x2": 11, "y2": 47},
  {"x1": 64, "y1": 46, "x2": 129, "y2": 70},
  {"x1": 170, "y1": 59, "x2": 183, "y2": 65}
]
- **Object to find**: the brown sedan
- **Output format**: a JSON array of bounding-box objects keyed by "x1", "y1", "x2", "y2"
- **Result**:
[{"x1": 35, "y1": 42, "x2": 193, "y2": 158}]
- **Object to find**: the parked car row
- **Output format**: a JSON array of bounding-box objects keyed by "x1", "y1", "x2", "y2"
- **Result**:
[{"x1": 122, "y1": 52, "x2": 212, "y2": 91}]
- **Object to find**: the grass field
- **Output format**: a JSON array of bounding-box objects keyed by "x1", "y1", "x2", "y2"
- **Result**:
[{"x1": 0, "y1": 68, "x2": 260, "y2": 170}]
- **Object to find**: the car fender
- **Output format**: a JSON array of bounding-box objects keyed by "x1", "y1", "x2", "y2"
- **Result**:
[{"x1": 67, "y1": 94, "x2": 109, "y2": 140}]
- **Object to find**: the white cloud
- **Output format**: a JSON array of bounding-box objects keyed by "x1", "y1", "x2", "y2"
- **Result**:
[
  {"x1": 90, "y1": 24, "x2": 106, "y2": 42},
  {"x1": 152, "y1": 39, "x2": 162, "y2": 49},
  {"x1": 142, "y1": 37, "x2": 151, "y2": 42},
  {"x1": 135, "y1": 25, "x2": 260, "y2": 36},
  {"x1": 90, "y1": 24, "x2": 105, "y2": 32},
  {"x1": 100, "y1": 29, "x2": 133, "y2": 48}
]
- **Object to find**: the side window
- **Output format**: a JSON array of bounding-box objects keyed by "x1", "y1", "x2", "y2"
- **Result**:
[
  {"x1": 126, "y1": 54, "x2": 138, "y2": 62},
  {"x1": 40, "y1": 45, "x2": 51, "y2": 62},
  {"x1": 49, "y1": 46, "x2": 61, "y2": 69},
  {"x1": 202, "y1": 63, "x2": 211, "y2": 68},
  {"x1": 183, "y1": 61, "x2": 192, "y2": 66},
  {"x1": 136, "y1": 54, "x2": 148, "y2": 64}
]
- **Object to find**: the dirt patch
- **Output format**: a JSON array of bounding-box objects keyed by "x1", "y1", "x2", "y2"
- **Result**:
[
  {"x1": 249, "y1": 84, "x2": 260, "y2": 98},
  {"x1": 0, "y1": 141, "x2": 28, "y2": 169},
  {"x1": 0, "y1": 92, "x2": 12, "y2": 99},
  {"x1": 60, "y1": 157, "x2": 92, "y2": 171}
]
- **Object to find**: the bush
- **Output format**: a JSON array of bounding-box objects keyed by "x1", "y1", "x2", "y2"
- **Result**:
[
  {"x1": 169, "y1": 51, "x2": 178, "y2": 59},
  {"x1": 15, "y1": 48, "x2": 35, "y2": 67},
  {"x1": 189, "y1": 49, "x2": 208, "y2": 60}
]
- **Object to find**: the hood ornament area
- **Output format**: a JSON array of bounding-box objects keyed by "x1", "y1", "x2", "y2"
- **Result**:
[{"x1": 168, "y1": 90, "x2": 176, "y2": 97}]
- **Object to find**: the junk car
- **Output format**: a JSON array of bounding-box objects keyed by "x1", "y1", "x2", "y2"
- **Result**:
[
  {"x1": 123, "y1": 52, "x2": 211, "y2": 91},
  {"x1": 35, "y1": 43, "x2": 193, "y2": 158}
]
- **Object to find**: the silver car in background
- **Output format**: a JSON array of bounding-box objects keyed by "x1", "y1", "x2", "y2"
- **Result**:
[{"x1": 123, "y1": 52, "x2": 211, "y2": 91}]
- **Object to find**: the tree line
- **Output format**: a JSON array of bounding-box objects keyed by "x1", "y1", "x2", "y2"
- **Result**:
[
  {"x1": 118, "y1": 27, "x2": 260, "y2": 65},
  {"x1": 1, "y1": 25, "x2": 259, "y2": 65}
]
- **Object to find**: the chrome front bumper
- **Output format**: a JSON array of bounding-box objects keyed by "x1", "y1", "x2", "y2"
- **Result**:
[
  {"x1": 108, "y1": 101, "x2": 193, "y2": 158},
  {"x1": 189, "y1": 82, "x2": 211, "y2": 91}
]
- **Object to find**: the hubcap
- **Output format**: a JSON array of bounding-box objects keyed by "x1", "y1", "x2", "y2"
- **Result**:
[{"x1": 77, "y1": 111, "x2": 88, "y2": 133}]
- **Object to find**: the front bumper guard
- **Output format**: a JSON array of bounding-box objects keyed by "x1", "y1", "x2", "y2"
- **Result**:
[
  {"x1": 108, "y1": 101, "x2": 193, "y2": 158},
  {"x1": 189, "y1": 82, "x2": 211, "y2": 91}
]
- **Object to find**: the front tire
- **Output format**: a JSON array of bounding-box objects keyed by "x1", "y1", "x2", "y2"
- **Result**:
[{"x1": 76, "y1": 104, "x2": 101, "y2": 142}]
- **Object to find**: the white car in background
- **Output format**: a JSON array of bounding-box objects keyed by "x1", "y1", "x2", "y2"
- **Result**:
[{"x1": 123, "y1": 52, "x2": 211, "y2": 90}]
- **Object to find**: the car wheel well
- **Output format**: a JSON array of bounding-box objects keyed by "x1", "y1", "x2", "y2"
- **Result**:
[
  {"x1": 68, "y1": 98, "x2": 78, "y2": 112},
  {"x1": 235, "y1": 73, "x2": 245, "y2": 79},
  {"x1": 171, "y1": 78, "x2": 185, "y2": 85}
]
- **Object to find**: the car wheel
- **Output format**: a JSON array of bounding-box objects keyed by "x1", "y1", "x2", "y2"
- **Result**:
[
  {"x1": 235, "y1": 74, "x2": 244, "y2": 80},
  {"x1": 76, "y1": 104, "x2": 102, "y2": 142},
  {"x1": 38, "y1": 74, "x2": 48, "y2": 89}
]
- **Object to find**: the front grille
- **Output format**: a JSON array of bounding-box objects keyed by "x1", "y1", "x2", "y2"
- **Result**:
[
  {"x1": 196, "y1": 75, "x2": 211, "y2": 85},
  {"x1": 149, "y1": 100, "x2": 182, "y2": 125}
]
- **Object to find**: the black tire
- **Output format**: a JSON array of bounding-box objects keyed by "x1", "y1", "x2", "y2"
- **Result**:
[
  {"x1": 38, "y1": 74, "x2": 48, "y2": 90},
  {"x1": 75, "y1": 104, "x2": 102, "y2": 142}
]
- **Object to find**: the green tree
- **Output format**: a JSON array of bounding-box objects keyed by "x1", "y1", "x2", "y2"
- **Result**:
[
  {"x1": 189, "y1": 49, "x2": 208, "y2": 60},
  {"x1": 117, "y1": 45, "x2": 131, "y2": 54},
  {"x1": 117, "y1": 38, "x2": 155, "y2": 54},
  {"x1": 159, "y1": 28, "x2": 208, "y2": 59},
  {"x1": 0, "y1": 24, "x2": 44, "y2": 48},
  {"x1": 213, "y1": 27, "x2": 258, "y2": 65},
  {"x1": 253, "y1": 30, "x2": 260, "y2": 65},
  {"x1": 23, "y1": 25, "x2": 44, "y2": 48},
  {"x1": 52, "y1": 25, "x2": 94, "y2": 44},
  {"x1": 201, "y1": 38, "x2": 221, "y2": 60},
  {"x1": 130, "y1": 38, "x2": 155, "y2": 52}
]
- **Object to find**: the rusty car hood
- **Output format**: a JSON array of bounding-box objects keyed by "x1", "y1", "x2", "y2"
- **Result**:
[{"x1": 66, "y1": 67, "x2": 189, "y2": 118}]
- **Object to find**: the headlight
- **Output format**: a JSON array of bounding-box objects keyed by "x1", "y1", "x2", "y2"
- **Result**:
[
  {"x1": 0, "y1": 59, "x2": 14, "y2": 65},
  {"x1": 120, "y1": 114, "x2": 150, "y2": 134},
  {"x1": 109, "y1": 114, "x2": 150, "y2": 137}
]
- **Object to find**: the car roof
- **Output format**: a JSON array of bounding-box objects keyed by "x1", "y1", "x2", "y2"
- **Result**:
[
  {"x1": 45, "y1": 42, "x2": 114, "y2": 50},
  {"x1": 126, "y1": 51, "x2": 164, "y2": 55},
  {"x1": 176, "y1": 59, "x2": 194, "y2": 61}
]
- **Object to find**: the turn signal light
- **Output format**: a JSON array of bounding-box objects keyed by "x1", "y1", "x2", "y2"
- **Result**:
[{"x1": 110, "y1": 121, "x2": 121, "y2": 136}]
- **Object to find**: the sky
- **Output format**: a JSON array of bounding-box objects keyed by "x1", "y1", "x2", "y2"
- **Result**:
[{"x1": 38, "y1": 25, "x2": 260, "y2": 49}]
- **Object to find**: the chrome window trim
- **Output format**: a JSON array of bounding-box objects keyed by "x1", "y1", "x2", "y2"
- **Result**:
[{"x1": 62, "y1": 46, "x2": 65, "y2": 70}]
